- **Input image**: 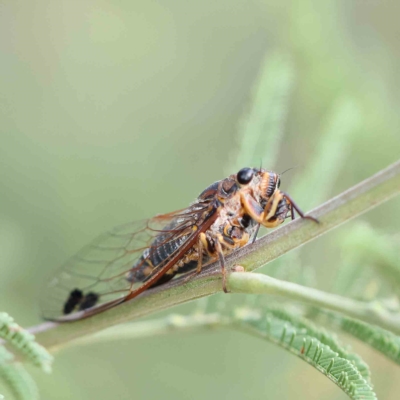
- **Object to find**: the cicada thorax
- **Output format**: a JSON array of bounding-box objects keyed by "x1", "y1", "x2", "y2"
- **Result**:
[{"x1": 197, "y1": 177, "x2": 260, "y2": 258}]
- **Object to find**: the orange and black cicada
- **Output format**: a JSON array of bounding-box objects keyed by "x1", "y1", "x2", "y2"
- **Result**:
[{"x1": 40, "y1": 167, "x2": 317, "y2": 321}]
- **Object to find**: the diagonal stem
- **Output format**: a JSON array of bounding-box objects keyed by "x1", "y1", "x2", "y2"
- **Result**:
[
  {"x1": 29, "y1": 160, "x2": 400, "y2": 352},
  {"x1": 228, "y1": 272, "x2": 400, "y2": 335}
]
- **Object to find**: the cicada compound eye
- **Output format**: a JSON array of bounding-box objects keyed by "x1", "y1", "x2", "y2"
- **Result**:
[{"x1": 237, "y1": 167, "x2": 254, "y2": 185}]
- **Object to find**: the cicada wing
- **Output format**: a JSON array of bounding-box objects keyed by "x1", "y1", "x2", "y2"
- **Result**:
[
  {"x1": 40, "y1": 219, "x2": 148, "y2": 321},
  {"x1": 39, "y1": 205, "x2": 211, "y2": 321}
]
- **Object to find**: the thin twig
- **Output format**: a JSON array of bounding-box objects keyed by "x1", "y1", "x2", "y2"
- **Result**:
[
  {"x1": 229, "y1": 272, "x2": 400, "y2": 335},
  {"x1": 29, "y1": 160, "x2": 400, "y2": 352},
  {"x1": 67, "y1": 314, "x2": 225, "y2": 349}
]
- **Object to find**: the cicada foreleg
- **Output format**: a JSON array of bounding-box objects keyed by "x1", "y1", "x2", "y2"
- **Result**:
[
  {"x1": 281, "y1": 192, "x2": 319, "y2": 224},
  {"x1": 240, "y1": 191, "x2": 285, "y2": 228},
  {"x1": 240, "y1": 191, "x2": 318, "y2": 228}
]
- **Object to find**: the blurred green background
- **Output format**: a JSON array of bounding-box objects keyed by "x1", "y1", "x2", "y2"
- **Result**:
[{"x1": 1, "y1": 0, "x2": 400, "y2": 399}]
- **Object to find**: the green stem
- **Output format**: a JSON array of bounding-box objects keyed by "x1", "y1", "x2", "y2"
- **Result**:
[
  {"x1": 67, "y1": 313, "x2": 225, "y2": 349},
  {"x1": 228, "y1": 272, "x2": 400, "y2": 335},
  {"x1": 29, "y1": 160, "x2": 400, "y2": 352}
]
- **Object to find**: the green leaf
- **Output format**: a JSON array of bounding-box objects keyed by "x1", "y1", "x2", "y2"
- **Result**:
[
  {"x1": 228, "y1": 51, "x2": 295, "y2": 172},
  {"x1": 268, "y1": 308, "x2": 371, "y2": 381},
  {"x1": 339, "y1": 222, "x2": 400, "y2": 296},
  {"x1": 290, "y1": 97, "x2": 361, "y2": 208},
  {"x1": 0, "y1": 347, "x2": 39, "y2": 400},
  {"x1": 234, "y1": 307, "x2": 376, "y2": 400},
  {"x1": 0, "y1": 313, "x2": 53, "y2": 373},
  {"x1": 340, "y1": 317, "x2": 400, "y2": 366},
  {"x1": 265, "y1": 98, "x2": 361, "y2": 282}
]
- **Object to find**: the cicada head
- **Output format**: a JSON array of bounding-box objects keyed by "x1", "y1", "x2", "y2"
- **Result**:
[{"x1": 232, "y1": 167, "x2": 280, "y2": 201}]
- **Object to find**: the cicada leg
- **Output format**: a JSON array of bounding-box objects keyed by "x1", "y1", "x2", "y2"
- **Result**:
[
  {"x1": 180, "y1": 233, "x2": 207, "y2": 284},
  {"x1": 240, "y1": 192, "x2": 284, "y2": 228},
  {"x1": 240, "y1": 191, "x2": 318, "y2": 227},
  {"x1": 281, "y1": 192, "x2": 319, "y2": 223},
  {"x1": 197, "y1": 233, "x2": 205, "y2": 273},
  {"x1": 214, "y1": 239, "x2": 228, "y2": 293},
  {"x1": 251, "y1": 224, "x2": 261, "y2": 243},
  {"x1": 198, "y1": 232, "x2": 230, "y2": 293}
]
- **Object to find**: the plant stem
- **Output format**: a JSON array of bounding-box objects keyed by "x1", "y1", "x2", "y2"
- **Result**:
[
  {"x1": 228, "y1": 272, "x2": 400, "y2": 335},
  {"x1": 29, "y1": 160, "x2": 400, "y2": 352},
  {"x1": 67, "y1": 313, "x2": 225, "y2": 349}
]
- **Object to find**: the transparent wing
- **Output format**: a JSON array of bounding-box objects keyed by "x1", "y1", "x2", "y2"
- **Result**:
[{"x1": 40, "y1": 204, "x2": 213, "y2": 321}]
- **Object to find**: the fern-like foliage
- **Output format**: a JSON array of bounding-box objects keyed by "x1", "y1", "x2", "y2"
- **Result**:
[
  {"x1": 289, "y1": 97, "x2": 361, "y2": 208},
  {"x1": 0, "y1": 313, "x2": 53, "y2": 373},
  {"x1": 0, "y1": 347, "x2": 39, "y2": 400},
  {"x1": 232, "y1": 307, "x2": 377, "y2": 400},
  {"x1": 228, "y1": 51, "x2": 294, "y2": 173},
  {"x1": 337, "y1": 316, "x2": 400, "y2": 366},
  {"x1": 0, "y1": 313, "x2": 53, "y2": 399},
  {"x1": 338, "y1": 222, "x2": 400, "y2": 298},
  {"x1": 264, "y1": 308, "x2": 371, "y2": 382},
  {"x1": 71, "y1": 295, "x2": 378, "y2": 400}
]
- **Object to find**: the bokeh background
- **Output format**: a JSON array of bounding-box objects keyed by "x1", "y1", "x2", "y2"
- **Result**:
[{"x1": 1, "y1": 1, "x2": 400, "y2": 399}]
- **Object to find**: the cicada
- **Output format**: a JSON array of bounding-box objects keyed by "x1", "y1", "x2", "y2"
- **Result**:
[{"x1": 40, "y1": 167, "x2": 317, "y2": 321}]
